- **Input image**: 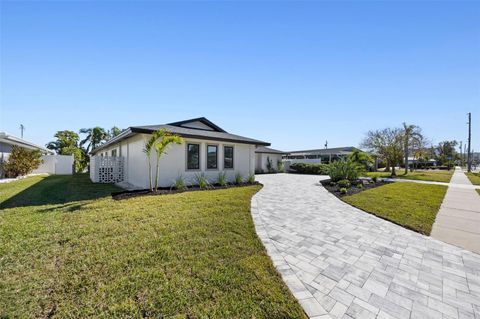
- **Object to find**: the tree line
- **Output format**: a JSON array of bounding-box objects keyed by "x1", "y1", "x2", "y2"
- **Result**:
[
  {"x1": 361, "y1": 122, "x2": 461, "y2": 176},
  {"x1": 46, "y1": 126, "x2": 122, "y2": 172}
]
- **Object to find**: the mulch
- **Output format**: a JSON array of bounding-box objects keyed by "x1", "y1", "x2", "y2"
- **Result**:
[
  {"x1": 320, "y1": 179, "x2": 391, "y2": 198},
  {"x1": 112, "y1": 182, "x2": 262, "y2": 200}
]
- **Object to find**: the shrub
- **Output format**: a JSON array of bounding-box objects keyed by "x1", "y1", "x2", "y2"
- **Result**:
[
  {"x1": 328, "y1": 159, "x2": 359, "y2": 182},
  {"x1": 339, "y1": 187, "x2": 348, "y2": 195},
  {"x1": 2, "y1": 146, "x2": 43, "y2": 178},
  {"x1": 290, "y1": 163, "x2": 330, "y2": 175},
  {"x1": 194, "y1": 173, "x2": 210, "y2": 189},
  {"x1": 337, "y1": 179, "x2": 350, "y2": 188},
  {"x1": 277, "y1": 160, "x2": 285, "y2": 173},
  {"x1": 356, "y1": 184, "x2": 364, "y2": 189},
  {"x1": 371, "y1": 176, "x2": 378, "y2": 183},
  {"x1": 247, "y1": 173, "x2": 255, "y2": 184},
  {"x1": 234, "y1": 172, "x2": 243, "y2": 185},
  {"x1": 172, "y1": 175, "x2": 187, "y2": 190},
  {"x1": 217, "y1": 171, "x2": 227, "y2": 186}
]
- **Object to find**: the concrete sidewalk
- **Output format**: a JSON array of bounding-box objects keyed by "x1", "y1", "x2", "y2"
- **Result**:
[{"x1": 431, "y1": 167, "x2": 480, "y2": 254}]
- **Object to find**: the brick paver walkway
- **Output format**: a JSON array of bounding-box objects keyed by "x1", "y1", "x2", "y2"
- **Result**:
[{"x1": 252, "y1": 174, "x2": 480, "y2": 319}]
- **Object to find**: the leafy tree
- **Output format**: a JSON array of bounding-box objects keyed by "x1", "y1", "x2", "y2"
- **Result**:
[
  {"x1": 2, "y1": 146, "x2": 43, "y2": 177},
  {"x1": 47, "y1": 130, "x2": 87, "y2": 172},
  {"x1": 402, "y1": 123, "x2": 423, "y2": 174},
  {"x1": 143, "y1": 129, "x2": 183, "y2": 191},
  {"x1": 46, "y1": 130, "x2": 79, "y2": 152},
  {"x1": 436, "y1": 140, "x2": 458, "y2": 167},
  {"x1": 79, "y1": 127, "x2": 108, "y2": 153},
  {"x1": 361, "y1": 127, "x2": 403, "y2": 176}
]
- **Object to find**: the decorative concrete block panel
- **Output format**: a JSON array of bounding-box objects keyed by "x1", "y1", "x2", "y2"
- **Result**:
[{"x1": 90, "y1": 156, "x2": 124, "y2": 183}]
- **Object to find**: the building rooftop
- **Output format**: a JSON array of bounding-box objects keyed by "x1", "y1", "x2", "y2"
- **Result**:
[{"x1": 92, "y1": 117, "x2": 270, "y2": 154}]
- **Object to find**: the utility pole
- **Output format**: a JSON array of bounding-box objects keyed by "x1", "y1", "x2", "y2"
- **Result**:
[
  {"x1": 19, "y1": 124, "x2": 25, "y2": 139},
  {"x1": 324, "y1": 140, "x2": 328, "y2": 149},
  {"x1": 467, "y1": 113, "x2": 472, "y2": 172}
]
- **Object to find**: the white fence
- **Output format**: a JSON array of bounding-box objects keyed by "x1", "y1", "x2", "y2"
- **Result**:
[
  {"x1": 32, "y1": 154, "x2": 74, "y2": 175},
  {"x1": 90, "y1": 156, "x2": 124, "y2": 183}
]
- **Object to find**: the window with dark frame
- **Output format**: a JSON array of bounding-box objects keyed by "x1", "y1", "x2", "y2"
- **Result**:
[
  {"x1": 111, "y1": 149, "x2": 117, "y2": 157},
  {"x1": 187, "y1": 143, "x2": 200, "y2": 170},
  {"x1": 207, "y1": 145, "x2": 218, "y2": 169},
  {"x1": 224, "y1": 146, "x2": 234, "y2": 169}
]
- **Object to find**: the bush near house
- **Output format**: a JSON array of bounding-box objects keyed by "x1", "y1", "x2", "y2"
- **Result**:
[
  {"x1": 328, "y1": 159, "x2": 359, "y2": 182},
  {"x1": 290, "y1": 163, "x2": 330, "y2": 175},
  {"x1": 2, "y1": 146, "x2": 43, "y2": 178}
]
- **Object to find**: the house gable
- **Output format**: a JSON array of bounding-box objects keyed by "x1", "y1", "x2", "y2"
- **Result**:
[{"x1": 168, "y1": 117, "x2": 226, "y2": 132}]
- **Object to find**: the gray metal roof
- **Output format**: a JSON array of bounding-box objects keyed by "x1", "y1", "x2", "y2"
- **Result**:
[
  {"x1": 91, "y1": 117, "x2": 270, "y2": 154},
  {"x1": 255, "y1": 146, "x2": 285, "y2": 154}
]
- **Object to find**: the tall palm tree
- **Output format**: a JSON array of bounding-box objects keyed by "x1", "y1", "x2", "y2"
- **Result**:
[
  {"x1": 402, "y1": 123, "x2": 423, "y2": 175},
  {"x1": 79, "y1": 127, "x2": 108, "y2": 153}
]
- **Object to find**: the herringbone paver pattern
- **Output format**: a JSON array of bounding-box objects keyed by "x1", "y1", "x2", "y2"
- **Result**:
[{"x1": 252, "y1": 174, "x2": 480, "y2": 319}]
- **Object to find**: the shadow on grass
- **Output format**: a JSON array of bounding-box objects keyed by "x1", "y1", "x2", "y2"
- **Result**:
[{"x1": 0, "y1": 174, "x2": 119, "y2": 209}]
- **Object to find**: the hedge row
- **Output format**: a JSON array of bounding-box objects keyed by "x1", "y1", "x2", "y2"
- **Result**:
[{"x1": 289, "y1": 163, "x2": 330, "y2": 175}]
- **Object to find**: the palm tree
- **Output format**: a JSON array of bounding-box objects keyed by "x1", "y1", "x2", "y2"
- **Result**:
[
  {"x1": 143, "y1": 132, "x2": 159, "y2": 192},
  {"x1": 79, "y1": 127, "x2": 108, "y2": 153},
  {"x1": 153, "y1": 130, "x2": 183, "y2": 191},
  {"x1": 143, "y1": 129, "x2": 183, "y2": 192},
  {"x1": 402, "y1": 123, "x2": 423, "y2": 175}
]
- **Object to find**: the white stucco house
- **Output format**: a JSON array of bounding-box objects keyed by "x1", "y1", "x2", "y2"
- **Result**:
[
  {"x1": 90, "y1": 117, "x2": 270, "y2": 189},
  {"x1": 255, "y1": 146, "x2": 285, "y2": 173}
]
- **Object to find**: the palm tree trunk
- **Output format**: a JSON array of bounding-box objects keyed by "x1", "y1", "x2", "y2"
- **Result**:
[
  {"x1": 404, "y1": 141, "x2": 409, "y2": 175},
  {"x1": 148, "y1": 160, "x2": 153, "y2": 192},
  {"x1": 154, "y1": 158, "x2": 160, "y2": 191}
]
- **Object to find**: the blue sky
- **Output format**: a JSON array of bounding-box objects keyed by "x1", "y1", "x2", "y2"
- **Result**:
[{"x1": 1, "y1": 1, "x2": 479, "y2": 152}]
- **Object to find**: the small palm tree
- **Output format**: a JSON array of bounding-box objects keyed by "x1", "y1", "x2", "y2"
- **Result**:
[
  {"x1": 153, "y1": 130, "x2": 183, "y2": 191},
  {"x1": 143, "y1": 129, "x2": 183, "y2": 192},
  {"x1": 143, "y1": 133, "x2": 159, "y2": 192}
]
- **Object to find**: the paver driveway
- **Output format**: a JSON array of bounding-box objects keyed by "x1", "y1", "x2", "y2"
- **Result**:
[{"x1": 252, "y1": 174, "x2": 480, "y2": 319}]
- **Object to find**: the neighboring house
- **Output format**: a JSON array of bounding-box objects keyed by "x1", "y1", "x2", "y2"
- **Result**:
[
  {"x1": 0, "y1": 132, "x2": 73, "y2": 178},
  {"x1": 90, "y1": 117, "x2": 270, "y2": 188},
  {"x1": 283, "y1": 146, "x2": 360, "y2": 165},
  {"x1": 255, "y1": 146, "x2": 285, "y2": 173},
  {"x1": 0, "y1": 132, "x2": 51, "y2": 178}
]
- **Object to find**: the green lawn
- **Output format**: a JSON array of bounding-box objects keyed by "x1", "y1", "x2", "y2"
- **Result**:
[
  {"x1": 343, "y1": 182, "x2": 447, "y2": 235},
  {"x1": 0, "y1": 174, "x2": 306, "y2": 318},
  {"x1": 364, "y1": 169, "x2": 453, "y2": 183},
  {"x1": 466, "y1": 172, "x2": 480, "y2": 185}
]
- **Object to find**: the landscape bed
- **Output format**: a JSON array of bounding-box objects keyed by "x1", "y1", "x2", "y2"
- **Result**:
[
  {"x1": 112, "y1": 182, "x2": 262, "y2": 200},
  {"x1": 320, "y1": 178, "x2": 391, "y2": 197},
  {"x1": 0, "y1": 174, "x2": 306, "y2": 318}
]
